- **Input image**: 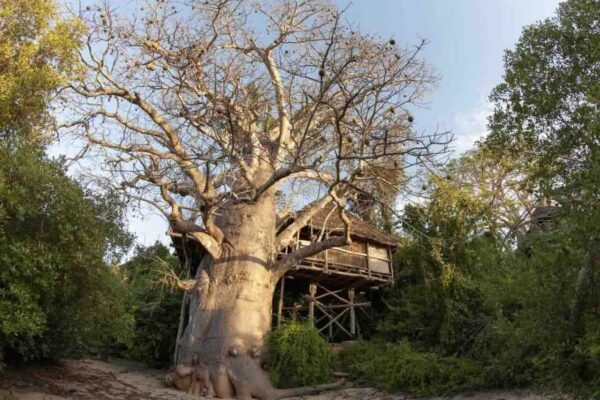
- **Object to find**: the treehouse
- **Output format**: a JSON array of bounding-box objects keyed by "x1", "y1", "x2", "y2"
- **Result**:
[
  {"x1": 170, "y1": 204, "x2": 398, "y2": 342},
  {"x1": 274, "y1": 205, "x2": 398, "y2": 341}
]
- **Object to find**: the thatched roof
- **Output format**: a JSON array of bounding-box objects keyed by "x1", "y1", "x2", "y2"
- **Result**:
[{"x1": 280, "y1": 203, "x2": 398, "y2": 247}]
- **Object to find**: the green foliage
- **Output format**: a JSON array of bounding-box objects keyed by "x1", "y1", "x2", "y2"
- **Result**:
[
  {"x1": 0, "y1": 0, "x2": 134, "y2": 365},
  {"x1": 474, "y1": 0, "x2": 600, "y2": 393},
  {"x1": 470, "y1": 232, "x2": 598, "y2": 393},
  {"x1": 354, "y1": 224, "x2": 598, "y2": 396},
  {"x1": 376, "y1": 136, "x2": 598, "y2": 395},
  {"x1": 268, "y1": 322, "x2": 332, "y2": 388},
  {"x1": 380, "y1": 201, "x2": 599, "y2": 394},
  {"x1": 382, "y1": 175, "x2": 496, "y2": 355},
  {"x1": 337, "y1": 340, "x2": 481, "y2": 395},
  {"x1": 380, "y1": 274, "x2": 490, "y2": 356},
  {"x1": 122, "y1": 243, "x2": 182, "y2": 367},
  {"x1": 487, "y1": 0, "x2": 600, "y2": 222},
  {"x1": 0, "y1": 142, "x2": 133, "y2": 363},
  {"x1": 0, "y1": 0, "x2": 84, "y2": 142},
  {"x1": 573, "y1": 316, "x2": 600, "y2": 394}
]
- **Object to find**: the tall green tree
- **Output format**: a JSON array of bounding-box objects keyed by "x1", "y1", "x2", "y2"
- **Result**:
[
  {"x1": 379, "y1": 149, "x2": 599, "y2": 391},
  {"x1": 380, "y1": 172, "x2": 494, "y2": 355},
  {"x1": 486, "y1": 0, "x2": 599, "y2": 226},
  {"x1": 0, "y1": 144, "x2": 133, "y2": 363},
  {"x1": 0, "y1": 0, "x2": 133, "y2": 365},
  {"x1": 436, "y1": 145, "x2": 538, "y2": 246},
  {"x1": 0, "y1": 0, "x2": 83, "y2": 142},
  {"x1": 486, "y1": 0, "x2": 599, "y2": 326}
]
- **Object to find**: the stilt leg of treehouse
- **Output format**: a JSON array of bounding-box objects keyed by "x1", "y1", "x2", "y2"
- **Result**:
[
  {"x1": 349, "y1": 288, "x2": 356, "y2": 338},
  {"x1": 308, "y1": 282, "x2": 316, "y2": 327},
  {"x1": 277, "y1": 277, "x2": 285, "y2": 328}
]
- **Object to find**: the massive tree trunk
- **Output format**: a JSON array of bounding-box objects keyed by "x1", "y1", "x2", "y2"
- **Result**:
[
  {"x1": 176, "y1": 252, "x2": 278, "y2": 398},
  {"x1": 179, "y1": 257, "x2": 276, "y2": 368},
  {"x1": 179, "y1": 193, "x2": 278, "y2": 365},
  {"x1": 69, "y1": 0, "x2": 441, "y2": 397},
  {"x1": 167, "y1": 194, "x2": 342, "y2": 399}
]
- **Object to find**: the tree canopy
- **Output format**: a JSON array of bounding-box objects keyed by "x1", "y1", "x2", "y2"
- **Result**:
[
  {"x1": 487, "y1": 0, "x2": 599, "y2": 227},
  {"x1": 61, "y1": 0, "x2": 449, "y2": 264},
  {"x1": 0, "y1": 0, "x2": 132, "y2": 366},
  {"x1": 0, "y1": 0, "x2": 83, "y2": 142},
  {"x1": 0, "y1": 143, "x2": 133, "y2": 363}
]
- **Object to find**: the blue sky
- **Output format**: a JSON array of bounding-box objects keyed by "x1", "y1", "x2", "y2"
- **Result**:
[
  {"x1": 56, "y1": 0, "x2": 563, "y2": 247},
  {"x1": 337, "y1": 0, "x2": 561, "y2": 151}
]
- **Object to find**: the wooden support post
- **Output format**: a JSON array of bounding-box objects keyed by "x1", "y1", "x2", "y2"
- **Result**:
[
  {"x1": 366, "y1": 243, "x2": 371, "y2": 277},
  {"x1": 308, "y1": 283, "x2": 317, "y2": 327},
  {"x1": 174, "y1": 292, "x2": 188, "y2": 364},
  {"x1": 325, "y1": 233, "x2": 329, "y2": 271},
  {"x1": 348, "y1": 288, "x2": 356, "y2": 338},
  {"x1": 316, "y1": 304, "x2": 352, "y2": 337},
  {"x1": 388, "y1": 246, "x2": 394, "y2": 283},
  {"x1": 277, "y1": 276, "x2": 285, "y2": 328}
]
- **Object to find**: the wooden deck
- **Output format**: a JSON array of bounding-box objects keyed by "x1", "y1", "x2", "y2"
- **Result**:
[
  {"x1": 171, "y1": 230, "x2": 396, "y2": 289},
  {"x1": 282, "y1": 240, "x2": 394, "y2": 289}
]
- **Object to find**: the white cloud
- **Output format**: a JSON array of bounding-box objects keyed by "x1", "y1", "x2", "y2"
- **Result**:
[{"x1": 448, "y1": 101, "x2": 493, "y2": 156}]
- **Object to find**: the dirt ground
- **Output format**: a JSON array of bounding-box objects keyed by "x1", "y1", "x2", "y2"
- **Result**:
[{"x1": 0, "y1": 357, "x2": 562, "y2": 400}]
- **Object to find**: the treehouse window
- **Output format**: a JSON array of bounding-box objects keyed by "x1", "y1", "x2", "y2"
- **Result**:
[{"x1": 368, "y1": 245, "x2": 391, "y2": 274}]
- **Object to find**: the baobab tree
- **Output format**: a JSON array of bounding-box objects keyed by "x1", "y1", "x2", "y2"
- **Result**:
[{"x1": 60, "y1": 0, "x2": 448, "y2": 398}]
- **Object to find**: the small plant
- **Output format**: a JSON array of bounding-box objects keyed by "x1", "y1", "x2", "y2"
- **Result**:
[{"x1": 268, "y1": 322, "x2": 332, "y2": 387}]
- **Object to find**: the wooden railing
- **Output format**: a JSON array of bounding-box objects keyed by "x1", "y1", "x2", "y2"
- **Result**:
[{"x1": 287, "y1": 240, "x2": 393, "y2": 281}]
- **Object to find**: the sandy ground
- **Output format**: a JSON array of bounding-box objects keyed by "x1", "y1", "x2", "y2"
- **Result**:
[{"x1": 0, "y1": 357, "x2": 561, "y2": 400}]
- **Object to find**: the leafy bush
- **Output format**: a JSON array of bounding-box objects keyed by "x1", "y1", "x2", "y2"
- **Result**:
[
  {"x1": 380, "y1": 215, "x2": 599, "y2": 394},
  {"x1": 379, "y1": 272, "x2": 490, "y2": 355},
  {"x1": 127, "y1": 293, "x2": 182, "y2": 367},
  {"x1": 573, "y1": 316, "x2": 600, "y2": 397},
  {"x1": 122, "y1": 243, "x2": 182, "y2": 367},
  {"x1": 0, "y1": 143, "x2": 133, "y2": 363},
  {"x1": 337, "y1": 340, "x2": 481, "y2": 395},
  {"x1": 268, "y1": 322, "x2": 332, "y2": 387},
  {"x1": 379, "y1": 197, "x2": 496, "y2": 356},
  {"x1": 469, "y1": 232, "x2": 600, "y2": 394}
]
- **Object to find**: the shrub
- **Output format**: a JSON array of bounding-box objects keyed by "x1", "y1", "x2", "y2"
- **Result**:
[
  {"x1": 337, "y1": 340, "x2": 482, "y2": 395},
  {"x1": 122, "y1": 243, "x2": 182, "y2": 367},
  {"x1": 268, "y1": 322, "x2": 332, "y2": 387},
  {"x1": 0, "y1": 143, "x2": 133, "y2": 363},
  {"x1": 378, "y1": 275, "x2": 490, "y2": 355},
  {"x1": 469, "y1": 233, "x2": 600, "y2": 393},
  {"x1": 127, "y1": 293, "x2": 181, "y2": 367}
]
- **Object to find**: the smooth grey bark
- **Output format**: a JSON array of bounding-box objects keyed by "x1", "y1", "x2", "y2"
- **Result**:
[
  {"x1": 167, "y1": 192, "x2": 346, "y2": 399},
  {"x1": 171, "y1": 193, "x2": 315, "y2": 398}
]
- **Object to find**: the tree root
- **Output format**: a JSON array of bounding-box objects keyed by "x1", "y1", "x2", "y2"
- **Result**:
[
  {"x1": 165, "y1": 350, "x2": 344, "y2": 400},
  {"x1": 165, "y1": 362, "x2": 215, "y2": 397}
]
